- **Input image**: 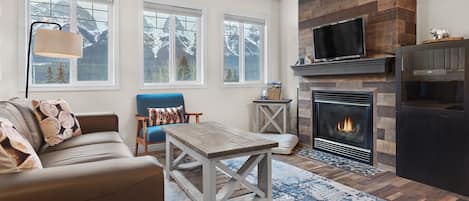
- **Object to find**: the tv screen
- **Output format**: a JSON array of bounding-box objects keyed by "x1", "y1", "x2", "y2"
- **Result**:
[{"x1": 313, "y1": 17, "x2": 365, "y2": 61}]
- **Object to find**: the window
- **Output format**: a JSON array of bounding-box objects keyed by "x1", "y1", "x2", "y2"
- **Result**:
[
  {"x1": 224, "y1": 14, "x2": 265, "y2": 85},
  {"x1": 27, "y1": 0, "x2": 116, "y2": 88},
  {"x1": 143, "y1": 3, "x2": 203, "y2": 87}
]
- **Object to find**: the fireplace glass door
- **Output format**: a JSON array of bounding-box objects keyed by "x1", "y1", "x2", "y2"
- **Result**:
[
  {"x1": 313, "y1": 91, "x2": 373, "y2": 164},
  {"x1": 316, "y1": 102, "x2": 371, "y2": 149}
]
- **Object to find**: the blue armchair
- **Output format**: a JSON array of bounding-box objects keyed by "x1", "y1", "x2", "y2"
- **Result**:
[{"x1": 135, "y1": 93, "x2": 202, "y2": 155}]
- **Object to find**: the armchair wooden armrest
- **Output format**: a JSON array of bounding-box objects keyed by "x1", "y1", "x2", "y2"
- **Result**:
[
  {"x1": 136, "y1": 115, "x2": 148, "y2": 122},
  {"x1": 185, "y1": 112, "x2": 203, "y2": 123}
]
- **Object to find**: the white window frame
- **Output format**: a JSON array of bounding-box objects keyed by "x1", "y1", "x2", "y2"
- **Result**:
[
  {"x1": 139, "y1": 0, "x2": 207, "y2": 89},
  {"x1": 222, "y1": 13, "x2": 268, "y2": 87},
  {"x1": 18, "y1": 0, "x2": 119, "y2": 92}
]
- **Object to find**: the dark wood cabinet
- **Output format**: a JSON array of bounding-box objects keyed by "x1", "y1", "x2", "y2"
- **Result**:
[{"x1": 396, "y1": 40, "x2": 469, "y2": 196}]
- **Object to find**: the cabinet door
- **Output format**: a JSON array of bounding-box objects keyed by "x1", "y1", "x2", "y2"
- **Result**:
[
  {"x1": 396, "y1": 108, "x2": 439, "y2": 183},
  {"x1": 434, "y1": 112, "x2": 468, "y2": 195}
]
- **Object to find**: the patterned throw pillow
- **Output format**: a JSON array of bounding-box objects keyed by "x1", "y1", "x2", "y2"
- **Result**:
[
  {"x1": 0, "y1": 118, "x2": 42, "y2": 174},
  {"x1": 148, "y1": 106, "x2": 185, "y2": 126},
  {"x1": 32, "y1": 99, "x2": 82, "y2": 146}
]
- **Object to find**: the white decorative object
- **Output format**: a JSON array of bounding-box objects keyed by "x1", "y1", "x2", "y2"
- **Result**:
[
  {"x1": 430, "y1": 28, "x2": 450, "y2": 40},
  {"x1": 255, "y1": 133, "x2": 299, "y2": 155}
]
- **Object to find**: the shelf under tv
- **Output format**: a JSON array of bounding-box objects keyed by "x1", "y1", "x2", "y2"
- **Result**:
[{"x1": 290, "y1": 56, "x2": 395, "y2": 77}]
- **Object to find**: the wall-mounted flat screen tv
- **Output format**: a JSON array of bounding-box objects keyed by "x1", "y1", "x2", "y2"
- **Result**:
[{"x1": 313, "y1": 17, "x2": 366, "y2": 62}]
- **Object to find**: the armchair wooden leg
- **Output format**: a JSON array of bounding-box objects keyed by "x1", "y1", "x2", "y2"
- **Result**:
[
  {"x1": 144, "y1": 142, "x2": 149, "y2": 154},
  {"x1": 135, "y1": 143, "x2": 139, "y2": 156}
]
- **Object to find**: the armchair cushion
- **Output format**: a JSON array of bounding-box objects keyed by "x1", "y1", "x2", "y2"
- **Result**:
[
  {"x1": 139, "y1": 126, "x2": 166, "y2": 143},
  {"x1": 148, "y1": 106, "x2": 185, "y2": 126},
  {"x1": 136, "y1": 93, "x2": 186, "y2": 117}
]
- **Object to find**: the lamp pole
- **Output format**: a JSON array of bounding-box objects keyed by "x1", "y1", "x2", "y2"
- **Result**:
[{"x1": 26, "y1": 21, "x2": 63, "y2": 99}]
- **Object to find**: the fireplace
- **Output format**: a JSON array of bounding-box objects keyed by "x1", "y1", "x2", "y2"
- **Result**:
[{"x1": 313, "y1": 90, "x2": 374, "y2": 164}]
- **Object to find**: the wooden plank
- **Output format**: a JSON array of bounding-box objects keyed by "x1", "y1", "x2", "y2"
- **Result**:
[{"x1": 163, "y1": 122, "x2": 278, "y2": 159}]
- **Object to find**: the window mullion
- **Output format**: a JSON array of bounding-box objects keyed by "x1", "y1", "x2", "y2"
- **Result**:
[
  {"x1": 108, "y1": 0, "x2": 114, "y2": 85},
  {"x1": 169, "y1": 15, "x2": 176, "y2": 83},
  {"x1": 239, "y1": 22, "x2": 245, "y2": 83},
  {"x1": 261, "y1": 25, "x2": 265, "y2": 83},
  {"x1": 196, "y1": 17, "x2": 202, "y2": 83},
  {"x1": 70, "y1": 0, "x2": 78, "y2": 85}
]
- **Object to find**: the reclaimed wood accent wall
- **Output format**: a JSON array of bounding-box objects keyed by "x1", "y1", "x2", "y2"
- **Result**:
[{"x1": 299, "y1": 0, "x2": 416, "y2": 58}]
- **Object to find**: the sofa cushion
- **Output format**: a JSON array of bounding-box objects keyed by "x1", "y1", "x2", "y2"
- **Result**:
[
  {"x1": 0, "y1": 118, "x2": 42, "y2": 174},
  {"x1": 140, "y1": 126, "x2": 166, "y2": 143},
  {"x1": 0, "y1": 101, "x2": 43, "y2": 152},
  {"x1": 8, "y1": 98, "x2": 45, "y2": 151},
  {"x1": 39, "y1": 143, "x2": 133, "y2": 167},
  {"x1": 32, "y1": 99, "x2": 82, "y2": 146},
  {"x1": 148, "y1": 106, "x2": 184, "y2": 126},
  {"x1": 41, "y1": 132, "x2": 123, "y2": 153}
]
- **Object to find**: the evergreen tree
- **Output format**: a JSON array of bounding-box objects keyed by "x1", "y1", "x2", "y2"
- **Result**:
[
  {"x1": 57, "y1": 63, "x2": 66, "y2": 83},
  {"x1": 47, "y1": 66, "x2": 54, "y2": 83},
  {"x1": 177, "y1": 55, "x2": 192, "y2": 80}
]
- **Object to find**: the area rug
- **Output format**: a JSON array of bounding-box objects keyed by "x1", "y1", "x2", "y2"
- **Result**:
[
  {"x1": 165, "y1": 157, "x2": 384, "y2": 201},
  {"x1": 297, "y1": 148, "x2": 383, "y2": 177}
]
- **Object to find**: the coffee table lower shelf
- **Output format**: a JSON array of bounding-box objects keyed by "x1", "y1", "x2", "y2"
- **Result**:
[{"x1": 166, "y1": 135, "x2": 273, "y2": 201}]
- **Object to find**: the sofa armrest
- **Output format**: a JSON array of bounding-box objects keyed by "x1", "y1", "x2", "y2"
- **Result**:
[
  {"x1": 0, "y1": 156, "x2": 164, "y2": 201},
  {"x1": 76, "y1": 113, "x2": 119, "y2": 134}
]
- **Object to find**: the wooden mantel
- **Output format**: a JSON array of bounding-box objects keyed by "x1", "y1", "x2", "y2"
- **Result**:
[{"x1": 290, "y1": 57, "x2": 395, "y2": 77}]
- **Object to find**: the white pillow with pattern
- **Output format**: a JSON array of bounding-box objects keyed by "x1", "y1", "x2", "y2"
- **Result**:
[
  {"x1": 32, "y1": 99, "x2": 82, "y2": 146},
  {"x1": 0, "y1": 118, "x2": 42, "y2": 174}
]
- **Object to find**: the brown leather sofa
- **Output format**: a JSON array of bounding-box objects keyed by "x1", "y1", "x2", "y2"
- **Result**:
[{"x1": 0, "y1": 100, "x2": 165, "y2": 201}]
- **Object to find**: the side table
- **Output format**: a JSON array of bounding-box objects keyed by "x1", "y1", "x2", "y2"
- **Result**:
[{"x1": 253, "y1": 99, "x2": 292, "y2": 133}]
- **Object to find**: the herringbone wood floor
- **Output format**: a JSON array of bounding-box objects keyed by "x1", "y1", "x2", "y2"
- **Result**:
[{"x1": 149, "y1": 148, "x2": 469, "y2": 201}]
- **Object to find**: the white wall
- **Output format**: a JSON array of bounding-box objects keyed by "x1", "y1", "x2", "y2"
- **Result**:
[
  {"x1": 417, "y1": 0, "x2": 469, "y2": 43},
  {"x1": 0, "y1": 0, "x2": 281, "y2": 149},
  {"x1": 279, "y1": 0, "x2": 299, "y2": 132}
]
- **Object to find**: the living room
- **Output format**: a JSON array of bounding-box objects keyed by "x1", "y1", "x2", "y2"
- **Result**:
[{"x1": 0, "y1": 0, "x2": 468, "y2": 200}]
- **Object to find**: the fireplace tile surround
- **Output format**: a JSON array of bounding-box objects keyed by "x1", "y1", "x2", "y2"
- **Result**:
[{"x1": 298, "y1": 74, "x2": 397, "y2": 171}]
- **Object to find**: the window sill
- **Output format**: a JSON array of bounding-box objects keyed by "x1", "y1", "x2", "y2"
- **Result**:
[
  {"x1": 20, "y1": 85, "x2": 120, "y2": 92},
  {"x1": 140, "y1": 83, "x2": 207, "y2": 90},
  {"x1": 223, "y1": 83, "x2": 267, "y2": 88}
]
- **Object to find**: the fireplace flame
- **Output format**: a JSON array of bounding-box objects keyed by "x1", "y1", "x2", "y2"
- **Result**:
[{"x1": 337, "y1": 116, "x2": 354, "y2": 133}]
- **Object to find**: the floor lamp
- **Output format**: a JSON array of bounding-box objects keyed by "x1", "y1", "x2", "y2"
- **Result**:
[{"x1": 25, "y1": 21, "x2": 83, "y2": 99}]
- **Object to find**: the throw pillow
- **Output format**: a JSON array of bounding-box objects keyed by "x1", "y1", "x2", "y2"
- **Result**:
[
  {"x1": 0, "y1": 118, "x2": 42, "y2": 174},
  {"x1": 32, "y1": 99, "x2": 82, "y2": 146},
  {"x1": 148, "y1": 106, "x2": 185, "y2": 126}
]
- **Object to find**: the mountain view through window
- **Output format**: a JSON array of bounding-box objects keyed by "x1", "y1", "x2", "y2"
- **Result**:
[
  {"x1": 224, "y1": 18, "x2": 263, "y2": 84},
  {"x1": 29, "y1": 0, "x2": 110, "y2": 84},
  {"x1": 143, "y1": 7, "x2": 200, "y2": 84}
]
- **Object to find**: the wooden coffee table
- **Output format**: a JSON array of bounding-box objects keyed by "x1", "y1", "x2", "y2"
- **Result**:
[{"x1": 163, "y1": 122, "x2": 278, "y2": 201}]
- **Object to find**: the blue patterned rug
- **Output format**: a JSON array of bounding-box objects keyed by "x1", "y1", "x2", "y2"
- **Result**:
[
  {"x1": 165, "y1": 157, "x2": 383, "y2": 201},
  {"x1": 297, "y1": 148, "x2": 384, "y2": 177}
]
